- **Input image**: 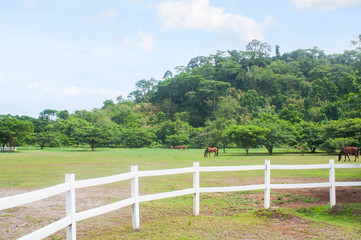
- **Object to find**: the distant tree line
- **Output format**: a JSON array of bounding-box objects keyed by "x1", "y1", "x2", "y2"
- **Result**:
[{"x1": 1, "y1": 35, "x2": 361, "y2": 154}]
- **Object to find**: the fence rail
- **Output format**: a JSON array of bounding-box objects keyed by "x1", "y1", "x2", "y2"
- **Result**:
[{"x1": 1, "y1": 159, "x2": 361, "y2": 240}]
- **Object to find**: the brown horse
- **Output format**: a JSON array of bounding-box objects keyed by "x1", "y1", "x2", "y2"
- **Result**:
[
  {"x1": 204, "y1": 147, "x2": 218, "y2": 158},
  {"x1": 338, "y1": 147, "x2": 360, "y2": 161},
  {"x1": 171, "y1": 146, "x2": 189, "y2": 150}
]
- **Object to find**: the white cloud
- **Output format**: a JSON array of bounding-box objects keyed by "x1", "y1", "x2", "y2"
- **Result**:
[
  {"x1": 155, "y1": 0, "x2": 276, "y2": 42},
  {"x1": 138, "y1": 31, "x2": 154, "y2": 51},
  {"x1": 27, "y1": 81, "x2": 55, "y2": 91},
  {"x1": 26, "y1": 82, "x2": 124, "y2": 99},
  {"x1": 62, "y1": 86, "x2": 123, "y2": 98},
  {"x1": 86, "y1": 9, "x2": 118, "y2": 28},
  {"x1": 291, "y1": 0, "x2": 361, "y2": 11},
  {"x1": 122, "y1": 31, "x2": 154, "y2": 51}
]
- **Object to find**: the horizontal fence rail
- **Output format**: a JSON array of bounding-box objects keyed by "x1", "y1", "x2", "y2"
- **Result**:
[{"x1": 1, "y1": 160, "x2": 361, "y2": 240}]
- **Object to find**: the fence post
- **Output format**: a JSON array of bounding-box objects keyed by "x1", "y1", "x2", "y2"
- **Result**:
[
  {"x1": 193, "y1": 162, "x2": 200, "y2": 216},
  {"x1": 66, "y1": 174, "x2": 76, "y2": 240},
  {"x1": 329, "y1": 159, "x2": 336, "y2": 207},
  {"x1": 264, "y1": 159, "x2": 271, "y2": 209},
  {"x1": 131, "y1": 165, "x2": 140, "y2": 229}
]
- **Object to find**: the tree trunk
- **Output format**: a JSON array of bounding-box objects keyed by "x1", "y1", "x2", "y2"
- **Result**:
[{"x1": 266, "y1": 146, "x2": 273, "y2": 155}]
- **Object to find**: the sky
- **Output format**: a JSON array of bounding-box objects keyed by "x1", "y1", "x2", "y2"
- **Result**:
[{"x1": 1, "y1": 0, "x2": 360, "y2": 118}]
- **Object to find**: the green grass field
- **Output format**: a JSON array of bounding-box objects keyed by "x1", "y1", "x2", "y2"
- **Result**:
[
  {"x1": 1, "y1": 147, "x2": 361, "y2": 239},
  {"x1": 0, "y1": 147, "x2": 354, "y2": 188}
]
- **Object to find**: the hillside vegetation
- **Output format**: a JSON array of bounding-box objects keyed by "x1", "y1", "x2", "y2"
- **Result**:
[{"x1": 1, "y1": 37, "x2": 361, "y2": 153}]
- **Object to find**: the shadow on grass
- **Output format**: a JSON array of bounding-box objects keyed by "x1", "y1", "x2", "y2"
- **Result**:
[
  {"x1": 17, "y1": 146, "x2": 96, "y2": 152},
  {"x1": 222, "y1": 151, "x2": 335, "y2": 157}
]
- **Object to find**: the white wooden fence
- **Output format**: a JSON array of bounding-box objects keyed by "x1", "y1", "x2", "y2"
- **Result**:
[
  {"x1": 1, "y1": 159, "x2": 361, "y2": 240},
  {"x1": 0, "y1": 147, "x2": 17, "y2": 152}
]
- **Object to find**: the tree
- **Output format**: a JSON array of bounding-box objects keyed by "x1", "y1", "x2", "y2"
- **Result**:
[
  {"x1": 39, "y1": 109, "x2": 58, "y2": 122},
  {"x1": 109, "y1": 124, "x2": 123, "y2": 147},
  {"x1": 204, "y1": 118, "x2": 237, "y2": 153},
  {"x1": 198, "y1": 80, "x2": 231, "y2": 111},
  {"x1": 110, "y1": 102, "x2": 133, "y2": 125},
  {"x1": 275, "y1": 45, "x2": 280, "y2": 57},
  {"x1": 57, "y1": 110, "x2": 69, "y2": 120},
  {"x1": 32, "y1": 124, "x2": 67, "y2": 149},
  {"x1": 32, "y1": 131, "x2": 64, "y2": 149},
  {"x1": 73, "y1": 121, "x2": 112, "y2": 151},
  {"x1": 165, "y1": 133, "x2": 189, "y2": 147},
  {"x1": 240, "y1": 89, "x2": 267, "y2": 112},
  {"x1": 191, "y1": 63, "x2": 215, "y2": 80},
  {"x1": 321, "y1": 138, "x2": 357, "y2": 154},
  {"x1": 116, "y1": 95, "x2": 125, "y2": 103},
  {"x1": 271, "y1": 91, "x2": 287, "y2": 111},
  {"x1": 128, "y1": 78, "x2": 157, "y2": 103},
  {"x1": 224, "y1": 124, "x2": 268, "y2": 155},
  {"x1": 278, "y1": 106, "x2": 302, "y2": 123},
  {"x1": 163, "y1": 70, "x2": 173, "y2": 79},
  {"x1": 187, "y1": 56, "x2": 210, "y2": 69},
  {"x1": 121, "y1": 128, "x2": 156, "y2": 148},
  {"x1": 101, "y1": 99, "x2": 115, "y2": 110},
  {"x1": 0, "y1": 115, "x2": 34, "y2": 147},
  {"x1": 323, "y1": 118, "x2": 361, "y2": 145},
  {"x1": 297, "y1": 121, "x2": 323, "y2": 153},
  {"x1": 341, "y1": 71, "x2": 361, "y2": 117},
  {"x1": 125, "y1": 114, "x2": 146, "y2": 128},
  {"x1": 252, "y1": 114, "x2": 298, "y2": 155},
  {"x1": 213, "y1": 89, "x2": 243, "y2": 121},
  {"x1": 351, "y1": 34, "x2": 361, "y2": 50},
  {"x1": 246, "y1": 39, "x2": 272, "y2": 57}
]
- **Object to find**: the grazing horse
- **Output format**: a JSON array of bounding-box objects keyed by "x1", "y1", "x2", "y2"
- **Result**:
[
  {"x1": 338, "y1": 147, "x2": 360, "y2": 162},
  {"x1": 204, "y1": 147, "x2": 218, "y2": 158},
  {"x1": 171, "y1": 146, "x2": 189, "y2": 150}
]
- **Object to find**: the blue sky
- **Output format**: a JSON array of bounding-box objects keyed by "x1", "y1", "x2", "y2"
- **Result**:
[{"x1": 1, "y1": 0, "x2": 360, "y2": 118}]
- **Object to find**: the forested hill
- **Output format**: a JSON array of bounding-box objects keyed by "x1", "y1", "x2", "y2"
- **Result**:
[
  {"x1": 130, "y1": 45, "x2": 361, "y2": 127},
  {"x1": 2, "y1": 38, "x2": 361, "y2": 153}
]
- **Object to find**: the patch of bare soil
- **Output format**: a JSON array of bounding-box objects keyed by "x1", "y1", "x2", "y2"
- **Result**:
[
  {"x1": 1, "y1": 178, "x2": 361, "y2": 239},
  {"x1": 0, "y1": 185, "x2": 131, "y2": 240}
]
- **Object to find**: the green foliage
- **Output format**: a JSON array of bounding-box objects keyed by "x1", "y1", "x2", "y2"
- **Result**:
[
  {"x1": 4, "y1": 37, "x2": 361, "y2": 150},
  {"x1": 252, "y1": 114, "x2": 299, "y2": 155},
  {"x1": 297, "y1": 121, "x2": 323, "y2": 152},
  {"x1": 121, "y1": 128, "x2": 156, "y2": 148},
  {"x1": 320, "y1": 138, "x2": 357, "y2": 153},
  {"x1": 224, "y1": 124, "x2": 269, "y2": 155},
  {"x1": 0, "y1": 115, "x2": 34, "y2": 147}
]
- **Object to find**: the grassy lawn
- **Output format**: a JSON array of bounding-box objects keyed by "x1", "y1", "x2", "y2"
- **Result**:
[
  {"x1": 0, "y1": 147, "x2": 352, "y2": 188},
  {"x1": 1, "y1": 147, "x2": 361, "y2": 239}
]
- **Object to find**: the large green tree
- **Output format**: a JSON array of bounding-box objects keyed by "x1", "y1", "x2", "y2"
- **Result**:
[
  {"x1": 0, "y1": 115, "x2": 34, "y2": 147},
  {"x1": 32, "y1": 131, "x2": 64, "y2": 149},
  {"x1": 297, "y1": 121, "x2": 323, "y2": 153},
  {"x1": 224, "y1": 124, "x2": 269, "y2": 155},
  {"x1": 204, "y1": 118, "x2": 237, "y2": 152},
  {"x1": 73, "y1": 121, "x2": 112, "y2": 151},
  {"x1": 252, "y1": 114, "x2": 298, "y2": 155}
]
